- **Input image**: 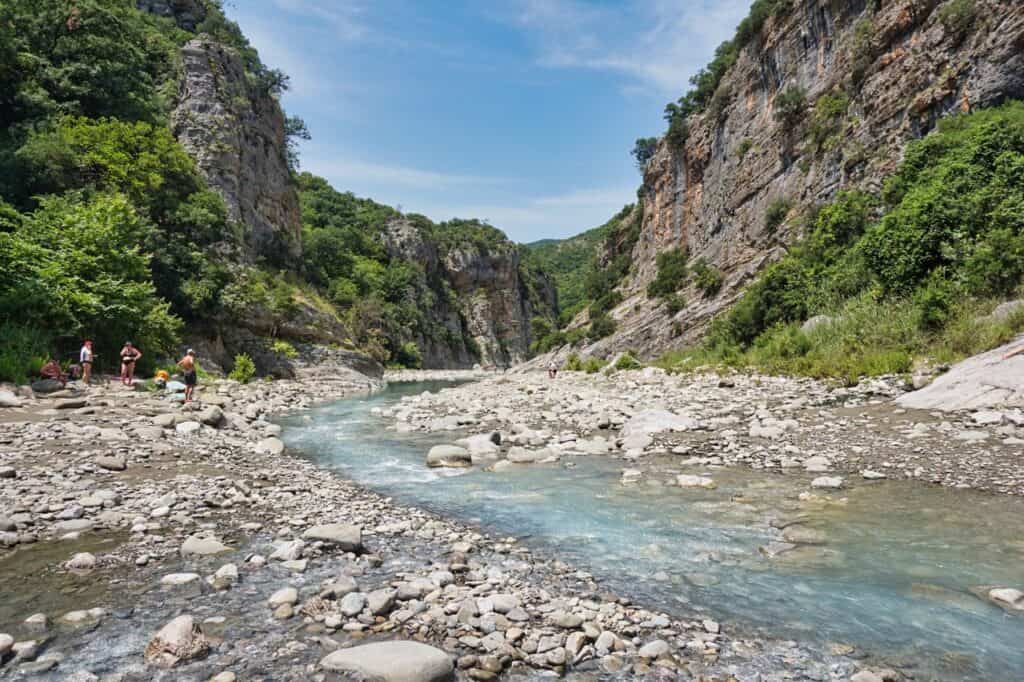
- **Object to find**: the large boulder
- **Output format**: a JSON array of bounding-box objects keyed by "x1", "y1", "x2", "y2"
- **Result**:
[
  {"x1": 425, "y1": 445, "x2": 471, "y2": 468},
  {"x1": 144, "y1": 615, "x2": 209, "y2": 668},
  {"x1": 0, "y1": 391, "x2": 22, "y2": 408},
  {"x1": 302, "y1": 524, "x2": 363, "y2": 552},
  {"x1": 897, "y1": 335, "x2": 1024, "y2": 410},
  {"x1": 319, "y1": 641, "x2": 454, "y2": 682}
]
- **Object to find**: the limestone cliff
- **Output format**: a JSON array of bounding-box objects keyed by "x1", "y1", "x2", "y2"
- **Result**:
[
  {"x1": 171, "y1": 38, "x2": 302, "y2": 262},
  {"x1": 579, "y1": 0, "x2": 1024, "y2": 359},
  {"x1": 382, "y1": 220, "x2": 557, "y2": 369}
]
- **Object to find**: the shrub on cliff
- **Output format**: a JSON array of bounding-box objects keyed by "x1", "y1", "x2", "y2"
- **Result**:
[
  {"x1": 588, "y1": 315, "x2": 617, "y2": 340},
  {"x1": 773, "y1": 86, "x2": 807, "y2": 126},
  {"x1": 692, "y1": 260, "x2": 724, "y2": 297},
  {"x1": 647, "y1": 248, "x2": 689, "y2": 299}
]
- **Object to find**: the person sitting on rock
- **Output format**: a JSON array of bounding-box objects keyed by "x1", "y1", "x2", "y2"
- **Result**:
[
  {"x1": 177, "y1": 349, "x2": 198, "y2": 403},
  {"x1": 119, "y1": 341, "x2": 141, "y2": 386},
  {"x1": 40, "y1": 358, "x2": 67, "y2": 387}
]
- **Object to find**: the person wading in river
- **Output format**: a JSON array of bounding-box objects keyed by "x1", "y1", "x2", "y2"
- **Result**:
[
  {"x1": 177, "y1": 349, "x2": 198, "y2": 403},
  {"x1": 119, "y1": 341, "x2": 141, "y2": 386}
]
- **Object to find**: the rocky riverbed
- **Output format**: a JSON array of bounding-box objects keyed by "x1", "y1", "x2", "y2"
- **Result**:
[
  {"x1": 0, "y1": 365, "x2": 1019, "y2": 681},
  {"x1": 384, "y1": 368, "x2": 1024, "y2": 496}
]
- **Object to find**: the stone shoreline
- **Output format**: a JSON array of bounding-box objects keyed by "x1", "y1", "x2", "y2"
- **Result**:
[
  {"x1": 385, "y1": 368, "x2": 1024, "y2": 497},
  {"x1": 0, "y1": 366, "x2": 940, "y2": 681}
]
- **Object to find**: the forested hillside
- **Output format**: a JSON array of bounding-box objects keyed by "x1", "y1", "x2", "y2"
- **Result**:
[{"x1": 0, "y1": 0, "x2": 556, "y2": 381}]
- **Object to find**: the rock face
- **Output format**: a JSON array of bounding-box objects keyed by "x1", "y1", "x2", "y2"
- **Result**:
[
  {"x1": 566, "y1": 0, "x2": 1024, "y2": 359},
  {"x1": 170, "y1": 38, "x2": 301, "y2": 262},
  {"x1": 382, "y1": 220, "x2": 556, "y2": 369},
  {"x1": 319, "y1": 641, "x2": 454, "y2": 682},
  {"x1": 897, "y1": 334, "x2": 1024, "y2": 410}
]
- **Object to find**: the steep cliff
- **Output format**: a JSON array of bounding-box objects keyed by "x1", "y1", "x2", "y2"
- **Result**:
[
  {"x1": 169, "y1": 40, "x2": 302, "y2": 263},
  {"x1": 570, "y1": 0, "x2": 1024, "y2": 359},
  {"x1": 380, "y1": 219, "x2": 557, "y2": 369}
]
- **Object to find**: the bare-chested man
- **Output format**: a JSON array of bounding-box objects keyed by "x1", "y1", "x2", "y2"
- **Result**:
[{"x1": 177, "y1": 349, "x2": 198, "y2": 403}]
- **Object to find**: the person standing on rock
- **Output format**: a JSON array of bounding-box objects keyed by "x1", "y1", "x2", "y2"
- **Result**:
[
  {"x1": 79, "y1": 340, "x2": 93, "y2": 385},
  {"x1": 177, "y1": 349, "x2": 198, "y2": 403},
  {"x1": 119, "y1": 341, "x2": 141, "y2": 386},
  {"x1": 548, "y1": 359, "x2": 559, "y2": 379}
]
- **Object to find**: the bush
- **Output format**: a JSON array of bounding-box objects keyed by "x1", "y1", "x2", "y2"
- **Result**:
[
  {"x1": 631, "y1": 137, "x2": 659, "y2": 171},
  {"x1": 0, "y1": 323, "x2": 52, "y2": 384},
  {"x1": 271, "y1": 339, "x2": 299, "y2": 358},
  {"x1": 393, "y1": 341, "x2": 422, "y2": 369},
  {"x1": 691, "y1": 259, "x2": 724, "y2": 297},
  {"x1": 565, "y1": 353, "x2": 583, "y2": 371},
  {"x1": 938, "y1": 0, "x2": 977, "y2": 39},
  {"x1": 914, "y1": 278, "x2": 954, "y2": 330},
  {"x1": 808, "y1": 90, "x2": 850, "y2": 152},
  {"x1": 583, "y1": 357, "x2": 604, "y2": 374},
  {"x1": 647, "y1": 248, "x2": 689, "y2": 298},
  {"x1": 228, "y1": 353, "x2": 256, "y2": 383},
  {"x1": 665, "y1": 294, "x2": 686, "y2": 316},
  {"x1": 773, "y1": 85, "x2": 807, "y2": 126},
  {"x1": 737, "y1": 138, "x2": 754, "y2": 157},
  {"x1": 588, "y1": 314, "x2": 617, "y2": 340},
  {"x1": 614, "y1": 352, "x2": 643, "y2": 370},
  {"x1": 962, "y1": 227, "x2": 1024, "y2": 297},
  {"x1": 765, "y1": 199, "x2": 794, "y2": 233}
]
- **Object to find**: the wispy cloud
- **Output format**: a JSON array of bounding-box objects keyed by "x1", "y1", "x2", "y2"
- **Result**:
[
  {"x1": 415, "y1": 185, "x2": 637, "y2": 241},
  {"x1": 304, "y1": 157, "x2": 507, "y2": 191},
  {"x1": 270, "y1": 0, "x2": 368, "y2": 41},
  {"x1": 503, "y1": 0, "x2": 751, "y2": 96}
]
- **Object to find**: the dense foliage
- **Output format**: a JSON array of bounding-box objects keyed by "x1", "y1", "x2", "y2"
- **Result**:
[
  {"x1": 0, "y1": 1, "x2": 554, "y2": 379},
  {"x1": 0, "y1": 1, "x2": 256, "y2": 379},
  {"x1": 662, "y1": 103, "x2": 1024, "y2": 382}
]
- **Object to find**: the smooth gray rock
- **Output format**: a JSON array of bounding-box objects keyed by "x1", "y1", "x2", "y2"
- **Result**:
[
  {"x1": 425, "y1": 445, "x2": 471, "y2": 468},
  {"x1": 319, "y1": 641, "x2": 454, "y2": 681},
  {"x1": 180, "y1": 536, "x2": 230, "y2": 556},
  {"x1": 302, "y1": 523, "x2": 362, "y2": 552},
  {"x1": 95, "y1": 454, "x2": 127, "y2": 471}
]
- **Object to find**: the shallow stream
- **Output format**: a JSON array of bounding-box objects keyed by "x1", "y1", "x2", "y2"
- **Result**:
[{"x1": 281, "y1": 381, "x2": 1024, "y2": 680}]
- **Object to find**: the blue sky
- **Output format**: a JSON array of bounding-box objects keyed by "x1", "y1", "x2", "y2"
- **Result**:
[{"x1": 225, "y1": 0, "x2": 751, "y2": 242}]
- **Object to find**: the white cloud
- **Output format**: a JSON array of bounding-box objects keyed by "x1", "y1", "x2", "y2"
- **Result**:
[
  {"x1": 412, "y1": 185, "x2": 637, "y2": 242},
  {"x1": 303, "y1": 157, "x2": 507, "y2": 191},
  {"x1": 506, "y1": 0, "x2": 751, "y2": 96}
]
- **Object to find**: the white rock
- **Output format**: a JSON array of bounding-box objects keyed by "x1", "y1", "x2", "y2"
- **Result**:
[
  {"x1": 811, "y1": 476, "x2": 844, "y2": 489},
  {"x1": 676, "y1": 475, "x2": 716, "y2": 489},
  {"x1": 319, "y1": 641, "x2": 454, "y2": 682}
]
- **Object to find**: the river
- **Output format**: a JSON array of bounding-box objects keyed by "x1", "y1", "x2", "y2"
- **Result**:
[{"x1": 280, "y1": 381, "x2": 1024, "y2": 681}]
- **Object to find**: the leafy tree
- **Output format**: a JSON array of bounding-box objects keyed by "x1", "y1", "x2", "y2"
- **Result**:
[
  {"x1": 0, "y1": 192, "x2": 180, "y2": 360},
  {"x1": 631, "y1": 137, "x2": 659, "y2": 171}
]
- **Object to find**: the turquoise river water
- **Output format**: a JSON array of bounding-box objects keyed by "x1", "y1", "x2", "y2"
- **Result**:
[{"x1": 280, "y1": 382, "x2": 1024, "y2": 680}]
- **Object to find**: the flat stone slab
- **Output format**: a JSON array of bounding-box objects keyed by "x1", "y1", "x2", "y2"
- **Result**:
[
  {"x1": 320, "y1": 641, "x2": 454, "y2": 681},
  {"x1": 302, "y1": 523, "x2": 363, "y2": 552},
  {"x1": 897, "y1": 334, "x2": 1024, "y2": 410}
]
